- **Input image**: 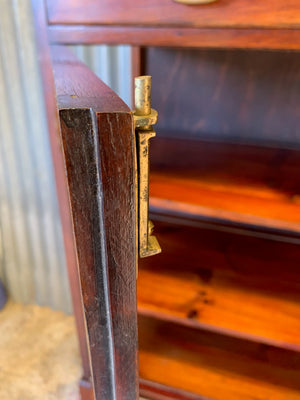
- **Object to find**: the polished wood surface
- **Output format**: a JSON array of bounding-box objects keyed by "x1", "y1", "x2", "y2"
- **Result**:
[
  {"x1": 147, "y1": 48, "x2": 300, "y2": 146},
  {"x1": 145, "y1": 48, "x2": 300, "y2": 236},
  {"x1": 49, "y1": 25, "x2": 300, "y2": 51},
  {"x1": 139, "y1": 316, "x2": 300, "y2": 400},
  {"x1": 48, "y1": 25, "x2": 300, "y2": 51},
  {"x1": 46, "y1": 0, "x2": 300, "y2": 49},
  {"x1": 138, "y1": 264, "x2": 300, "y2": 350},
  {"x1": 138, "y1": 220, "x2": 300, "y2": 351},
  {"x1": 42, "y1": 1, "x2": 300, "y2": 399},
  {"x1": 47, "y1": 0, "x2": 300, "y2": 29},
  {"x1": 150, "y1": 170, "x2": 300, "y2": 233},
  {"x1": 137, "y1": 42, "x2": 300, "y2": 398},
  {"x1": 140, "y1": 379, "x2": 204, "y2": 400},
  {"x1": 52, "y1": 46, "x2": 138, "y2": 400},
  {"x1": 149, "y1": 138, "x2": 300, "y2": 235}
]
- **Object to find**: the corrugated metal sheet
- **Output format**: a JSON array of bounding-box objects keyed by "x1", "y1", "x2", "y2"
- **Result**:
[
  {"x1": 0, "y1": 0, "x2": 70, "y2": 311},
  {"x1": 69, "y1": 45, "x2": 132, "y2": 107},
  {"x1": 0, "y1": 0, "x2": 131, "y2": 313}
]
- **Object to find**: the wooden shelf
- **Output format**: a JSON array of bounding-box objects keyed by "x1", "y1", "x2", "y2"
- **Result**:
[
  {"x1": 143, "y1": 139, "x2": 300, "y2": 398},
  {"x1": 149, "y1": 170, "x2": 300, "y2": 234},
  {"x1": 137, "y1": 258, "x2": 300, "y2": 351},
  {"x1": 139, "y1": 316, "x2": 300, "y2": 400},
  {"x1": 149, "y1": 138, "x2": 300, "y2": 235}
]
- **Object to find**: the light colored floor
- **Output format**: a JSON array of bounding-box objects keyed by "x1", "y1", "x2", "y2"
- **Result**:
[
  {"x1": 0, "y1": 301, "x2": 147, "y2": 400},
  {"x1": 0, "y1": 300, "x2": 83, "y2": 400}
]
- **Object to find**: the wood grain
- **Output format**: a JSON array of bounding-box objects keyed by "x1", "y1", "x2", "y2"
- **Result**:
[
  {"x1": 141, "y1": 219, "x2": 300, "y2": 281},
  {"x1": 138, "y1": 230, "x2": 300, "y2": 350},
  {"x1": 48, "y1": 25, "x2": 300, "y2": 51},
  {"x1": 139, "y1": 316, "x2": 300, "y2": 400},
  {"x1": 138, "y1": 220, "x2": 300, "y2": 350},
  {"x1": 44, "y1": 1, "x2": 300, "y2": 398},
  {"x1": 148, "y1": 138, "x2": 300, "y2": 235},
  {"x1": 140, "y1": 379, "x2": 205, "y2": 400},
  {"x1": 60, "y1": 107, "x2": 117, "y2": 399},
  {"x1": 46, "y1": 0, "x2": 300, "y2": 29},
  {"x1": 138, "y1": 265, "x2": 300, "y2": 349},
  {"x1": 146, "y1": 48, "x2": 300, "y2": 146},
  {"x1": 150, "y1": 171, "x2": 300, "y2": 233},
  {"x1": 52, "y1": 46, "x2": 138, "y2": 399}
]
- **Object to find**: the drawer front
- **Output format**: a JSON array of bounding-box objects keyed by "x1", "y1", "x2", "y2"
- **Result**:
[{"x1": 47, "y1": 0, "x2": 300, "y2": 29}]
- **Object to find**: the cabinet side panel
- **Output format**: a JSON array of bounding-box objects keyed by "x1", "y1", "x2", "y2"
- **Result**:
[
  {"x1": 59, "y1": 108, "x2": 116, "y2": 399},
  {"x1": 98, "y1": 111, "x2": 139, "y2": 399}
]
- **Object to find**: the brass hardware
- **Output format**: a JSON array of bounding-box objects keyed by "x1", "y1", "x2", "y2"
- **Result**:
[
  {"x1": 173, "y1": 0, "x2": 217, "y2": 4},
  {"x1": 133, "y1": 76, "x2": 161, "y2": 258}
]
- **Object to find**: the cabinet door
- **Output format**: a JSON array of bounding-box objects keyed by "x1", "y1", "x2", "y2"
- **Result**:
[{"x1": 51, "y1": 45, "x2": 138, "y2": 400}]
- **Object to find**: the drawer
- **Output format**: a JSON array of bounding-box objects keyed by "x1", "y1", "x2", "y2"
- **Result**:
[{"x1": 47, "y1": 0, "x2": 300, "y2": 29}]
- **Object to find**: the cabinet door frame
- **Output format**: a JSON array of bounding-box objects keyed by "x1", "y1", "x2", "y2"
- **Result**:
[{"x1": 52, "y1": 45, "x2": 138, "y2": 400}]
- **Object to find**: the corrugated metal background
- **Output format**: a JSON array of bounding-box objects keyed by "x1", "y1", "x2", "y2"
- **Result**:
[
  {"x1": 0, "y1": 0, "x2": 131, "y2": 313},
  {"x1": 69, "y1": 45, "x2": 132, "y2": 107}
]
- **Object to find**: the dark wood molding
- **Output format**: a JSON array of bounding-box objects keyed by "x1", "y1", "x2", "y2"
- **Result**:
[
  {"x1": 52, "y1": 46, "x2": 138, "y2": 399},
  {"x1": 48, "y1": 25, "x2": 300, "y2": 51},
  {"x1": 46, "y1": 0, "x2": 300, "y2": 29}
]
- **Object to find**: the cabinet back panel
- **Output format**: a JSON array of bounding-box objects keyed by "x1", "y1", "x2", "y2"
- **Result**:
[
  {"x1": 146, "y1": 48, "x2": 300, "y2": 146},
  {"x1": 150, "y1": 137, "x2": 300, "y2": 194}
]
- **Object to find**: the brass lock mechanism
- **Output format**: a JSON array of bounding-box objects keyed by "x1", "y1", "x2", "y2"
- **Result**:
[{"x1": 133, "y1": 76, "x2": 161, "y2": 258}]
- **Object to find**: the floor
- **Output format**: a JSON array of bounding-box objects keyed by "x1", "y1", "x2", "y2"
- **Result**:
[
  {"x1": 0, "y1": 300, "x2": 147, "y2": 400},
  {"x1": 0, "y1": 300, "x2": 83, "y2": 400}
]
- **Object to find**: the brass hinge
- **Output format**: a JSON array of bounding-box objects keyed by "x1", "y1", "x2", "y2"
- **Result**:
[{"x1": 133, "y1": 76, "x2": 161, "y2": 258}]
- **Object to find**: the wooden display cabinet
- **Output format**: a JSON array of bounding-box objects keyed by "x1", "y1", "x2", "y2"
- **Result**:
[
  {"x1": 136, "y1": 46, "x2": 300, "y2": 399},
  {"x1": 40, "y1": 0, "x2": 300, "y2": 398}
]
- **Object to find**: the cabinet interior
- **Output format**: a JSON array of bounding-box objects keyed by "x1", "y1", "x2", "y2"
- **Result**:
[{"x1": 137, "y1": 47, "x2": 300, "y2": 400}]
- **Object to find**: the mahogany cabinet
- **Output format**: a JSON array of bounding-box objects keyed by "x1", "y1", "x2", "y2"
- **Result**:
[
  {"x1": 43, "y1": 1, "x2": 300, "y2": 399},
  {"x1": 136, "y1": 46, "x2": 300, "y2": 400},
  {"x1": 51, "y1": 46, "x2": 139, "y2": 399},
  {"x1": 47, "y1": 0, "x2": 300, "y2": 50},
  {"x1": 47, "y1": 0, "x2": 300, "y2": 28}
]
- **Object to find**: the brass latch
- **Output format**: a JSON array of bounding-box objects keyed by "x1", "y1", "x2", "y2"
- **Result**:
[{"x1": 133, "y1": 76, "x2": 161, "y2": 258}]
